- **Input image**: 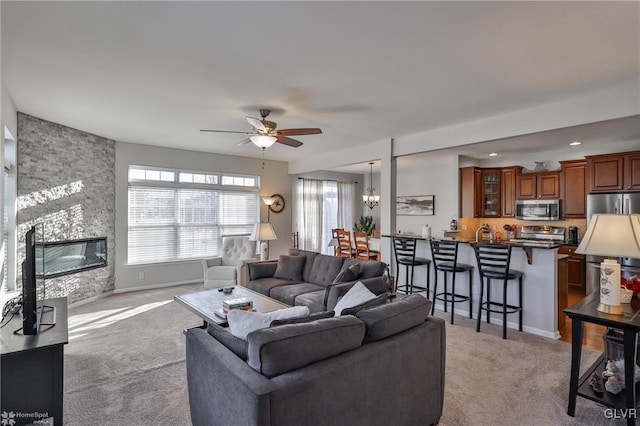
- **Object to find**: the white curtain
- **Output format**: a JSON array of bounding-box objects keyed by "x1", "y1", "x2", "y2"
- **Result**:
[{"x1": 296, "y1": 178, "x2": 356, "y2": 255}]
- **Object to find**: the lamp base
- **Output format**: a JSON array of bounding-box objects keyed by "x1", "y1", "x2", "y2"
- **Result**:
[
  {"x1": 596, "y1": 303, "x2": 623, "y2": 315},
  {"x1": 260, "y1": 241, "x2": 268, "y2": 262}
]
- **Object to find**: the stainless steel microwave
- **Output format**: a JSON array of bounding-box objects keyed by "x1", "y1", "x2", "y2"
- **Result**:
[{"x1": 515, "y1": 199, "x2": 561, "y2": 221}]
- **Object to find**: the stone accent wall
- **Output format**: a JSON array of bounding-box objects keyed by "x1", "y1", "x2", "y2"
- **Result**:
[{"x1": 17, "y1": 113, "x2": 115, "y2": 303}]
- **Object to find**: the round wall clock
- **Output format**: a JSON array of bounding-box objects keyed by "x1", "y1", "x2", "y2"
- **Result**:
[{"x1": 269, "y1": 194, "x2": 285, "y2": 213}]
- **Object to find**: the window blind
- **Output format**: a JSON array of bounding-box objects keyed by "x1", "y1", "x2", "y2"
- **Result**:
[{"x1": 128, "y1": 187, "x2": 258, "y2": 264}]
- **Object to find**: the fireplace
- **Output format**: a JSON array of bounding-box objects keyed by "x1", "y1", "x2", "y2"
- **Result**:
[{"x1": 36, "y1": 237, "x2": 107, "y2": 278}]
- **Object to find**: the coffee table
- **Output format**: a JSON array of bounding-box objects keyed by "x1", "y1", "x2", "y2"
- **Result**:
[{"x1": 174, "y1": 286, "x2": 290, "y2": 326}]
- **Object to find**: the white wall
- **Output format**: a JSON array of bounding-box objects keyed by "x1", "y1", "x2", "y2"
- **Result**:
[
  {"x1": 1, "y1": 79, "x2": 17, "y2": 292},
  {"x1": 395, "y1": 152, "x2": 459, "y2": 237},
  {"x1": 114, "y1": 142, "x2": 291, "y2": 291}
]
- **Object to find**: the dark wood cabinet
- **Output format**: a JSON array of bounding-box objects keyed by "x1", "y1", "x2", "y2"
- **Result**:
[
  {"x1": 558, "y1": 245, "x2": 586, "y2": 291},
  {"x1": 516, "y1": 171, "x2": 560, "y2": 200},
  {"x1": 560, "y1": 160, "x2": 587, "y2": 218},
  {"x1": 501, "y1": 166, "x2": 522, "y2": 218},
  {"x1": 460, "y1": 166, "x2": 482, "y2": 218},
  {"x1": 481, "y1": 169, "x2": 501, "y2": 217},
  {"x1": 586, "y1": 150, "x2": 640, "y2": 193}
]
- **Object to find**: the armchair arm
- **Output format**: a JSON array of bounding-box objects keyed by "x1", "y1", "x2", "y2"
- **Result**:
[{"x1": 202, "y1": 258, "x2": 222, "y2": 278}]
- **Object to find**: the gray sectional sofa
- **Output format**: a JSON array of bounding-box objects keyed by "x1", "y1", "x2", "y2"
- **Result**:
[
  {"x1": 186, "y1": 294, "x2": 446, "y2": 426},
  {"x1": 246, "y1": 248, "x2": 389, "y2": 313}
]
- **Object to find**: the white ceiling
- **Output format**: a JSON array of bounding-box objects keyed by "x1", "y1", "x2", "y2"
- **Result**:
[{"x1": 2, "y1": 1, "x2": 639, "y2": 169}]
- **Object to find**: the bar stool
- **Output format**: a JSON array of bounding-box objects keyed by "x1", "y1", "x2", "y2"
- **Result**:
[
  {"x1": 392, "y1": 236, "x2": 430, "y2": 295},
  {"x1": 472, "y1": 243, "x2": 524, "y2": 339},
  {"x1": 430, "y1": 239, "x2": 474, "y2": 324}
]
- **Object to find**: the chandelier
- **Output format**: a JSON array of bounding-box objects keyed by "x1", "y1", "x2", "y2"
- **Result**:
[{"x1": 362, "y1": 162, "x2": 380, "y2": 209}]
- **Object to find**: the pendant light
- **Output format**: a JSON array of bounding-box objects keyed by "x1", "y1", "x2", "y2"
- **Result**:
[{"x1": 362, "y1": 162, "x2": 380, "y2": 209}]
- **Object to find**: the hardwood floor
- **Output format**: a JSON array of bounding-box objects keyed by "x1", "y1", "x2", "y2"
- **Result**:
[{"x1": 558, "y1": 287, "x2": 605, "y2": 352}]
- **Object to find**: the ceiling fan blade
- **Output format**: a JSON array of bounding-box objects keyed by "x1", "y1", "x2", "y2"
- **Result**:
[
  {"x1": 200, "y1": 129, "x2": 253, "y2": 135},
  {"x1": 246, "y1": 116, "x2": 268, "y2": 133},
  {"x1": 237, "y1": 138, "x2": 252, "y2": 146},
  {"x1": 277, "y1": 136, "x2": 303, "y2": 147},
  {"x1": 277, "y1": 128, "x2": 322, "y2": 136}
]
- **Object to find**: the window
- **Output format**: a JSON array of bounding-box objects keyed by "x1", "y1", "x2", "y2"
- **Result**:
[{"x1": 127, "y1": 166, "x2": 259, "y2": 264}]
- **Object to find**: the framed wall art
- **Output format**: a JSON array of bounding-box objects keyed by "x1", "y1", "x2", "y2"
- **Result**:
[{"x1": 396, "y1": 195, "x2": 434, "y2": 216}]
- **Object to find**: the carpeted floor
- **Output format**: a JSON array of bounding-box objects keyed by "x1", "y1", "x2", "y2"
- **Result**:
[{"x1": 64, "y1": 284, "x2": 624, "y2": 425}]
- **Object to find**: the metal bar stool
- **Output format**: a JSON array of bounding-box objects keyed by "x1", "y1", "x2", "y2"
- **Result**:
[
  {"x1": 472, "y1": 243, "x2": 524, "y2": 339},
  {"x1": 392, "y1": 236, "x2": 430, "y2": 295},
  {"x1": 430, "y1": 239, "x2": 474, "y2": 324}
]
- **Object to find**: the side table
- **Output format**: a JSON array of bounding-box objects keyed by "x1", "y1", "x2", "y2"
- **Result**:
[{"x1": 564, "y1": 292, "x2": 640, "y2": 426}]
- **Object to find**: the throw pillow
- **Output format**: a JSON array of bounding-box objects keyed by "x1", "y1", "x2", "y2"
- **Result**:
[
  {"x1": 270, "y1": 310, "x2": 335, "y2": 326},
  {"x1": 332, "y1": 263, "x2": 361, "y2": 283},
  {"x1": 227, "y1": 306, "x2": 310, "y2": 340},
  {"x1": 273, "y1": 255, "x2": 306, "y2": 281},
  {"x1": 333, "y1": 281, "x2": 378, "y2": 316}
]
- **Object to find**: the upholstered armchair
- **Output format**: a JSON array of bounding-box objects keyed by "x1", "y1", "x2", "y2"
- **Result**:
[{"x1": 201, "y1": 237, "x2": 257, "y2": 288}]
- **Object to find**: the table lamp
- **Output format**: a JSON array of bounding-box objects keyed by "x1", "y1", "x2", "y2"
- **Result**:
[
  {"x1": 250, "y1": 223, "x2": 278, "y2": 261},
  {"x1": 576, "y1": 214, "x2": 640, "y2": 315}
]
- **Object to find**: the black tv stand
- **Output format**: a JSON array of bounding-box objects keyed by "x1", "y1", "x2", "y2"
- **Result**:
[{"x1": 1, "y1": 297, "x2": 68, "y2": 425}]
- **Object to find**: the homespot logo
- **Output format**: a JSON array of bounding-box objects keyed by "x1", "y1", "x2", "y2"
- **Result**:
[{"x1": 1, "y1": 411, "x2": 51, "y2": 425}]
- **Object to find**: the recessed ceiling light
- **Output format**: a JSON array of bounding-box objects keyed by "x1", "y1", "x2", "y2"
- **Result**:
[
  {"x1": 489, "y1": 152, "x2": 498, "y2": 157},
  {"x1": 569, "y1": 141, "x2": 582, "y2": 146}
]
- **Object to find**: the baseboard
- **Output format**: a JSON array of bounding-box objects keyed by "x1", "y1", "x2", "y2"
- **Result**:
[
  {"x1": 113, "y1": 280, "x2": 202, "y2": 294},
  {"x1": 68, "y1": 290, "x2": 115, "y2": 308},
  {"x1": 432, "y1": 302, "x2": 560, "y2": 340}
]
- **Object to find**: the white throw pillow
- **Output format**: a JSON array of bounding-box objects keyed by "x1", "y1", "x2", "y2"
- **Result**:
[
  {"x1": 333, "y1": 281, "x2": 377, "y2": 316},
  {"x1": 227, "y1": 306, "x2": 310, "y2": 340}
]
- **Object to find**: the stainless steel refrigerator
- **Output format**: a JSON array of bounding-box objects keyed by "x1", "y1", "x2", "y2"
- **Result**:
[{"x1": 585, "y1": 193, "x2": 640, "y2": 294}]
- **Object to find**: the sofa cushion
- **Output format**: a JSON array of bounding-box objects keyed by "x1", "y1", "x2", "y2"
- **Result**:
[
  {"x1": 334, "y1": 281, "x2": 378, "y2": 316},
  {"x1": 207, "y1": 322, "x2": 248, "y2": 360},
  {"x1": 247, "y1": 316, "x2": 365, "y2": 378},
  {"x1": 227, "y1": 306, "x2": 310, "y2": 340},
  {"x1": 288, "y1": 248, "x2": 319, "y2": 283},
  {"x1": 247, "y1": 261, "x2": 278, "y2": 281},
  {"x1": 356, "y1": 294, "x2": 431, "y2": 343},
  {"x1": 340, "y1": 292, "x2": 387, "y2": 316},
  {"x1": 308, "y1": 254, "x2": 345, "y2": 285},
  {"x1": 273, "y1": 255, "x2": 306, "y2": 281},
  {"x1": 270, "y1": 310, "x2": 334, "y2": 326},
  {"x1": 269, "y1": 283, "x2": 325, "y2": 306},
  {"x1": 248, "y1": 277, "x2": 302, "y2": 297},
  {"x1": 332, "y1": 263, "x2": 361, "y2": 283},
  {"x1": 293, "y1": 290, "x2": 326, "y2": 314}
]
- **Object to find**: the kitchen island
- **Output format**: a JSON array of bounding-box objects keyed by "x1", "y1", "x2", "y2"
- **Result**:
[{"x1": 384, "y1": 234, "x2": 563, "y2": 339}]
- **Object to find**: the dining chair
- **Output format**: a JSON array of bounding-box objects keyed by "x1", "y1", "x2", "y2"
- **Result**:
[
  {"x1": 353, "y1": 231, "x2": 378, "y2": 260},
  {"x1": 335, "y1": 229, "x2": 355, "y2": 258}
]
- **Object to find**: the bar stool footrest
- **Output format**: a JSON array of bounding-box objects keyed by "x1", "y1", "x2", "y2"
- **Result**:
[
  {"x1": 480, "y1": 301, "x2": 521, "y2": 315},
  {"x1": 434, "y1": 292, "x2": 471, "y2": 304}
]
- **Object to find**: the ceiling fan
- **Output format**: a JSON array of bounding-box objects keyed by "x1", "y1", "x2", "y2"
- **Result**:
[{"x1": 200, "y1": 109, "x2": 322, "y2": 149}]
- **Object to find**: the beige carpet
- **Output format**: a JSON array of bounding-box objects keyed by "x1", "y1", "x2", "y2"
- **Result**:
[{"x1": 64, "y1": 284, "x2": 621, "y2": 425}]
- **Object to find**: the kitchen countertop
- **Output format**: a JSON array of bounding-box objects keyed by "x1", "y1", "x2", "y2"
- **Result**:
[{"x1": 382, "y1": 234, "x2": 562, "y2": 249}]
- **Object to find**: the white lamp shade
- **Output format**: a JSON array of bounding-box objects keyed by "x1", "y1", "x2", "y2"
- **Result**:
[
  {"x1": 250, "y1": 135, "x2": 277, "y2": 148},
  {"x1": 261, "y1": 196, "x2": 275, "y2": 206},
  {"x1": 576, "y1": 214, "x2": 640, "y2": 258},
  {"x1": 250, "y1": 223, "x2": 278, "y2": 242}
]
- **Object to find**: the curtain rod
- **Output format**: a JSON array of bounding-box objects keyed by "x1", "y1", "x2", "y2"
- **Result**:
[{"x1": 297, "y1": 177, "x2": 358, "y2": 184}]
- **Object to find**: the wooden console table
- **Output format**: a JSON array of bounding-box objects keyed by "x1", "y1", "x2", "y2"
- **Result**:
[
  {"x1": 1, "y1": 297, "x2": 68, "y2": 425},
  {"x1": 564, "y1": 292, "x2": 640, "y2": 425}
]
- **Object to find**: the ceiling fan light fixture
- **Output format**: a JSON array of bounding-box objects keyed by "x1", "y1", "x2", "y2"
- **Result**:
[{"x1": 250, "y1": 134, "x2": 277, "y2": 148}]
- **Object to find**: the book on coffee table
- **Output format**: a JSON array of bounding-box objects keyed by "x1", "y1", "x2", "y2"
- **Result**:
[{"x1": 214, "y1": 308, "x2": 227, "y2": 319}]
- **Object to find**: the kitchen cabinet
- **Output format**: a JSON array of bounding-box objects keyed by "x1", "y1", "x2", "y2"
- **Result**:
[
  {"x1": 586, "y1": 150, "x2": 640, "y2": 193},
  {"x1": 516, "y1": 171, "x2": 560, "y2": 200},
  {"x1": 560, "y1": 160, "x2": 587, "y2": 218},
  {"x1": 481, "y1": 169, "x2": 501, "y2": 217},
  {"x1": 558, "y1": 245, "x2": 586, "y2": 292},
  {"x1": 501, "y1": 166, "x2": 522, "y2": 218},
  {"x1": 460, "y1": 166, "x2": 482, "y2": 218}
]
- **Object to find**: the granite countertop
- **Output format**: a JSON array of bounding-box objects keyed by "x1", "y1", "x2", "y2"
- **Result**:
[{"x1": 383, "y1": 234, "x2": 562, "y2": 249}]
